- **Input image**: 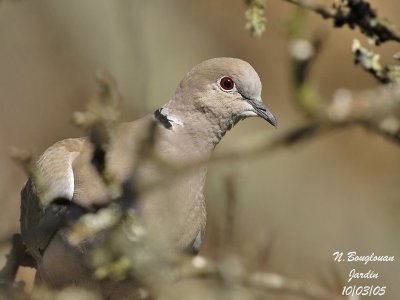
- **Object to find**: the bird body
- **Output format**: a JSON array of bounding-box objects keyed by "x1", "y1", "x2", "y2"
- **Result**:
[{"x1": 19, "y1": 58, "x2": 276, "y2": 295}]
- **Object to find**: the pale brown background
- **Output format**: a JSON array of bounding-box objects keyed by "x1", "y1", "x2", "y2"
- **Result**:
[{"x1": 0, "y1": 0, "x2": 399, "y2": 299}]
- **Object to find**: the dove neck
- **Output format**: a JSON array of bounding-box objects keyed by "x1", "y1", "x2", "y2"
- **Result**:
[{"x1": 162, "y1": 102, "x2": 236, "y2": 153}]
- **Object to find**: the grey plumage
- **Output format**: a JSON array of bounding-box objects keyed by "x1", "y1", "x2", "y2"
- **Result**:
[{"x1": 20, "y1": 57, "x2": 276, "y2": 297}]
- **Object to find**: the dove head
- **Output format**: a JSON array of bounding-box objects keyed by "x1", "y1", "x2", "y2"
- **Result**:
[{"x1": 162, "y1": 57, "x2": 276, "y2": 146}]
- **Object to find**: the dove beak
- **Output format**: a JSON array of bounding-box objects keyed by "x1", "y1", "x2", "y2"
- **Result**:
[{"x1": 246, "y1": 99, "x2": 277, "y2": 127}]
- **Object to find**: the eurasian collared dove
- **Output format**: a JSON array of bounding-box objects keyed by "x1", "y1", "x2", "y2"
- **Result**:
[{"x1": 20, "y1": 57, "x2": 276, "y2": 296}]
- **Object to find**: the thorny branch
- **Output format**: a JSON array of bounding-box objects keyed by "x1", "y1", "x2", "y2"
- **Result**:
[{"x1": 283, "y1": 0, "x2": 400, "y2": 45}]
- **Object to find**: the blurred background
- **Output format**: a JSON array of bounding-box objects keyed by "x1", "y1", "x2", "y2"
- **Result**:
[{"x1": 0, "y1": 0, "x2": 399, "y2": 299}]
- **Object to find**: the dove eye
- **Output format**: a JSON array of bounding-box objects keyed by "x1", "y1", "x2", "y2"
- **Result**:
[{"x1": 218, "y1": 76, "x2": 235, "y2": 92}]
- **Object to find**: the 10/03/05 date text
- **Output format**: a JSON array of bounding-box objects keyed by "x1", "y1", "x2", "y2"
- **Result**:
[{"x1": 342, "y1": 285, "x2": 386, "y2": 297}]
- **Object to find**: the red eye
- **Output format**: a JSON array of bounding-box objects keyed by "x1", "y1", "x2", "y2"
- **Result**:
[{"x1": 219, "y1": 76, "x2": 235, "y2": 91}]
